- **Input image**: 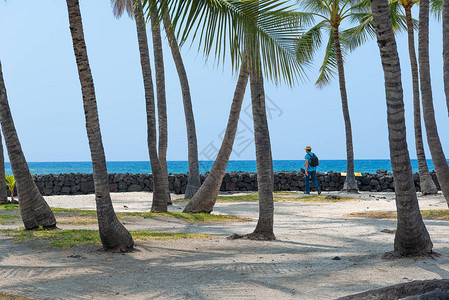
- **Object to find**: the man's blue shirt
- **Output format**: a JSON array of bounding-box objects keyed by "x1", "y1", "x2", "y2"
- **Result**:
[{"x1": 305, "y1": 152, "x2": 317, "y2": 172}]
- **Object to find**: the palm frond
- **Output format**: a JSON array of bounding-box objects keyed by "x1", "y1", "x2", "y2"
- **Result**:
[
  {"x1": 296, "y1": 20, "x2": 328, "y2": 63},
  {"x1": 342, "y1": 13, "x2": 376, "y2": 51},
  {"x1": 110, "y1": 0, "x2": 134, "y2": 19},
  {"x1": 316, "y1": 28, "x2": 341, "y2": 88},
  {"x1": 142, "y1": 0, "x2": 308, "y2": 85},
  {"x1": 430, "y1": 0, "x2": 443, "y2": 20},
  {"x1": 296, "y1": 0, "x2": 332, "y2": 17}
]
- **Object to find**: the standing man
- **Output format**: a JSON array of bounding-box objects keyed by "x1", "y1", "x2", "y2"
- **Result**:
[{"x1": 304, "y1": 146, "x2": 321, "y2": 194}]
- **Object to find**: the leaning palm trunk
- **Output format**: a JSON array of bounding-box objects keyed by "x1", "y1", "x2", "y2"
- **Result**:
[
  {"x1": 150, "y1": 10, "x2": 171, "y2": 205},
  {"x1": 419, "y1": 0, "x2": 449, "y2": 205},
  {"x1": 66, "y1": 0, "x2": 134, "y2": 251},
  {"x1": 333, "y1": 28, "x2": 358, "y2": 193},
  {"x1": 444, "y1": 0, "x2": 449, "y2": 116},
  {"x1": 0, "y1": 133, "x2": 7, "y2": 203},
  {"x1": 162, "y1": 13, "x2": 201, "y2": 199},
  {"x1": 133, "y1": 0, "x2": 167, "y2": 212},
  {"x1": 371, "y1": 0, "x2": 433, "y2": 256},
  {"x1": 183, "y1": 55, "x2": 249, "y2": 213},
  {"x1": 246, "y1": 47, "x2": 275, "y2": 241},
  {"x1": 404, "y1": 7, "x2": 437, "y2": 195},
  {"x1": 0, "y1": 61, "x2": 56, "y2": 229}
]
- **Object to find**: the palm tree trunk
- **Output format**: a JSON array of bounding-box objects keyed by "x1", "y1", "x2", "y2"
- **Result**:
[
  {"x1": 183, "y1": 54, "x2": 249, "y2": 213},
  {"x1": 162, "y1": 13, "x2": 201, "y2": 199},
  {"x1": 247, "y1": 49, "x2": 275, "y2": 241},
  {"x1": 371, "y1": 0, "x2": 433, "y2": 256},
  {"x1": 404, "y1": 7, "x2": 437, "y2": 195},
  {"x1": 443, "y1": 0, "x2": 449, "y2": 116},
  {"x1": 332, "y1": 28, "x2": 358, "y2": 193},
  {"x1": 133, "y1": 0, "x2": 167, "y2": 213},
  {"x1": 0, "y1": 133, "x2": 7, "y2": 203},
  {"x1": 66, "y1": 0, "x2": 134, "y2": 251},
  {"x1": 150, "y1": 10, "x2": 171, "y2": 205},
  {"x1": 419, "y1": 0, "x2": 449, "y2": 205},
  {"x1": 0, "y1": 60, "x2": 56, "y2": 229}
]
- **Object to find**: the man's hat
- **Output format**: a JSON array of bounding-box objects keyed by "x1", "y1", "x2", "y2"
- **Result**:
[{"x1": 305, "y1": 146, "x2": 312, "y2": 151}]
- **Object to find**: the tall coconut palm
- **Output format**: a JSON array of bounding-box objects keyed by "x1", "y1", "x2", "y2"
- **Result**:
[
  {"x1": 295, "y1": 0, "x2": 365, "y2": 193},
  {"x1": 162, "y1": 13, "x2": 202, "y2": 199},
  {"x1": 144, "y1": 0, "x2": 304, "y2": 239},
  {"x1": 371, "y1": 0, "x2": 433, "y2": 256},
  {"x1": 389, "y1": 0, "x2": 438, "y2": 195},
  {"x1": 0, "y1": 133, "x2": 7, "y2": 203},
  {"x1": 66, "y1": 0, "x2": 134, "y2": 251},
  {"x1": 247, "y1": 39, "x2": 275, "y2": 240},
  {"x1": 183, "y1": 54, "x2": 249, "y2": 213},
  {"x1": 419, "y1": 0, "x2": 449, "y2": 205},
  {"x1": 150, "y1": 9, "x2": 171, "y2": 205},
  {"x1": 0, "y1": 60, "x2": 56, "y2": 229},
  {"x1": 111, "y1": 0, "x2": 169, "y2": 212}
]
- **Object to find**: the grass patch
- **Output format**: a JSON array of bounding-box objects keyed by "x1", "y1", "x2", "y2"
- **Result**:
[
  {"x1": 51, "y1": 207, "x2": 97, "y2": 217},
  {"x1": 4, "y1": 229, "x2": 212, "y2": 248},
  {"x1": 56, "y1": 217, "x2": 98, "y2": 225},
  {"x1": 216, "y1": 193, "x2": 260, "y2": 202},
  {"x1": 0, "y1": 292, "x2": 36, "y2": 300},
  {"x1": 117, "y1": 211, "x2": 250, "y2": 223},
  {"x1": 0, "y1": 214, "x2": 20, "y2": 224},
  {"x1": 0, "y1": 203, "x2": 19, "y2": 212},
  {"x1": 348, "y1": 209, "x2": 449, "y2": 220},
  {"x1": 292, "y1": 195, "x2": 356, "y2": 202},
  {"x1": 0, "y1": 206, "x2": 249, "y2": 226},
  {"x1": 348, "y1": 211, "x2": 396, "y2": 219}
]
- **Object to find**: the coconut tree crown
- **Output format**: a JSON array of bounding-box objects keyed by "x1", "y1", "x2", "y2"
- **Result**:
[
  {"x1": 142, "y1": 0, "x2": 309, "y2": 85},
  {"x1": 295, "y1": 0, "x2": 408, "y2": 87}
]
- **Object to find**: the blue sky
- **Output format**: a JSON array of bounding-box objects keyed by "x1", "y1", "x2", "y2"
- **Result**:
[{"x1": 0, "y1": 1, "x2": 448, "y2": 162}]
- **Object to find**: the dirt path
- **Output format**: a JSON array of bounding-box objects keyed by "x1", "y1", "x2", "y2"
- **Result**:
[{"x1": 1, "y1": 191, "x2": 449, "y2": 299}]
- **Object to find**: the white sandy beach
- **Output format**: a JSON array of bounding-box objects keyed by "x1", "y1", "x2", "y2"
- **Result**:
[{"x1": 1, "y1": 191, "x2": 449, "y2": 299}]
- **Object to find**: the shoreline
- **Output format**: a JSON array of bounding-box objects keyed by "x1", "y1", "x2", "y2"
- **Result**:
[{"x1": 4, "y1": 159, "x2": 447, "y2": 175}]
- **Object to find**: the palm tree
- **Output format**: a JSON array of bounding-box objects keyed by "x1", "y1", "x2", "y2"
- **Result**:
[
  {"x1": 0, "y1": 60, "x2": 56, "y2": 229},
  {"x1": 371, "y1": 0, "x2": 433, "y2": 256},
  {"x1": 150, "y1": 9, "x2": 171, "y2": 205},
  {"x1": 389, "y1": 0, "x2": 438, "y2": 195},
  {"x1": 296, "y1": 0, "x2": 379, "y2": 193},
  {"x1": 0, "y1": 133, "x2": 7, "y2": 203},
  {"x1": 146, "y1": 1, "x2": 304, "y2": 240},
  {"x1": 65, "y1": 0, "x2": 134, "y2": 251},
  {"x1": 247, "y1": 38, "x2": 275, "y2": 240},
  {"x1": 162, "y1": 13, "x2": 202, "y2": 199},
  {"x1": 183, "y1": 54, "x2": 249, "y2": 213},
  {"x1": 418, "y1": 0, "x2": 449, "y2": 205},
  {"x1": 111, "y1": 0, "x2": 169, "y2": 212}
]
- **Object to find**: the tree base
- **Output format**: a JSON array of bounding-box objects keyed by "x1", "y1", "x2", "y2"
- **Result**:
[
  {"x1": 101, "y1": 245, "x2": 135, "y2": 253},
  {"x1": 338, "y1": 279, "x2": 449, "y2": 299},
  {"x1": 227, "y1": 232, "x2": 276, "y2": 241},
  {"x1": 183, "y1": 200, "x2": 213, "y2": 213}
]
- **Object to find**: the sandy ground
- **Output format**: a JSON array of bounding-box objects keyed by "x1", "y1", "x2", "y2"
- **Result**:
[{"x1": 1, "y1": 191, "x2": 449, "y2": 299}]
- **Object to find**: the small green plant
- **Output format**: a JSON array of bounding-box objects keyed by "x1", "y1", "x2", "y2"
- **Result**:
[{"x1": 5, "y1": 174, "x2": 16, "y2": 202}]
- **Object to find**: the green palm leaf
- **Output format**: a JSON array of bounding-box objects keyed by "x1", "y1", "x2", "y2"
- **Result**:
[
  {"x1": 142, "y1": 0, "x2": 307, "y2": 85},
  {"x1": 315, "y1": 28, "x2": 341, "y2": 88}
]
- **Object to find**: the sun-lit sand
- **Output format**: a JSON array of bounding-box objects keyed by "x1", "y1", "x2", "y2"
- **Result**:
[{"x1": 1, "y1": 191, "x2": 449, "y2": 299}]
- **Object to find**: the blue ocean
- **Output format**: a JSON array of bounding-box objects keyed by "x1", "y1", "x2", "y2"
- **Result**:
[{"x1": 3, "y1": 160, "x2": 444, "y2": 175}]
